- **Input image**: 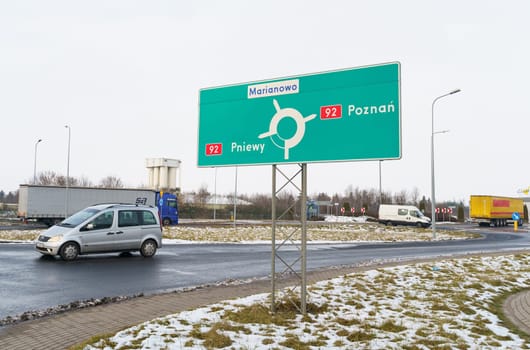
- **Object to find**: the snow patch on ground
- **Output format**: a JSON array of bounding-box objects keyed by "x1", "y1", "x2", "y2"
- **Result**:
[
  {"x1": 85, "y1": 254, "x2": 530, "y2": 349},
  {"x1": 324, "y1": 215, "x2": 369, "y2": 223}
]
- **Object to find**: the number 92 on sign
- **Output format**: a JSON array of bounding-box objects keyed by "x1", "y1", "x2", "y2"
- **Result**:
[
  {"x1": 205, "y1": 143, "x2": 223, "y2": 156},
  {"x1": 320, "y1": 104, "x2": 342, "y2": 120}
]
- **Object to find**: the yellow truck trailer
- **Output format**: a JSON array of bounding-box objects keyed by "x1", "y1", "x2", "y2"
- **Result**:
[{"x1": 469, "y1": 195, "x2": 525, "y2": 227}]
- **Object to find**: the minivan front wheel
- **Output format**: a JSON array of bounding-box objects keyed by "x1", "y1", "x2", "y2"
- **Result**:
[
  {"x1": 60, "y1": 242, "x2": 79, "y2": 261},
  {"x1": 140, "y1": 239, "x2": 157, "y2": 257}
]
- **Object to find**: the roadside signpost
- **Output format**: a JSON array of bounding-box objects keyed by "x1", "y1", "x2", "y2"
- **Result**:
[
  {"x1": 198, "y1": 62, "x2": 401, "y2": 314},
  {"x1": 436, "y1": 207, "x2": 454, "y2": 222},
  {"x1": 513, "y1": 212, "x2": 520, "y2": 231}
]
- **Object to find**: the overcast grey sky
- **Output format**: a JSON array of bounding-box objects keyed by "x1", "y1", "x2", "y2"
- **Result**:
[{"x1": 1, "y1": 0, "x2": 529, "y2": 203}]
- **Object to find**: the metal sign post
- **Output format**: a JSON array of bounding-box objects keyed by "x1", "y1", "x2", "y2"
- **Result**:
[{"x1": 271, "y1": 164, "x2": 307, "y2": 314}]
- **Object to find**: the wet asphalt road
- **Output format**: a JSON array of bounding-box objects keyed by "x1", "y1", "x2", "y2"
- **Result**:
[{"x1": 1, "y1": 225, "x2": 530, "y2": 320}]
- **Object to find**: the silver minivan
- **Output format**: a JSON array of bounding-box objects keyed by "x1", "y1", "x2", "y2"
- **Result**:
[{"x1": 35, "y1": 203, "x2": 163, "y2": 261}]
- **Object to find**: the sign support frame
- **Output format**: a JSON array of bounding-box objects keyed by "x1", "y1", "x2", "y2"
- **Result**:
[{"x1": 271, "y1": 163, "x2": 307, "y2": 314}]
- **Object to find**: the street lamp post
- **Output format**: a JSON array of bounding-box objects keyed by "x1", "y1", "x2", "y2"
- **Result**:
[
  {"x1": 33, "y1": 139, "x2": 42, "y2": 184},
  {"x1": 431, "y1": 89, "x2": 461, "y2": 239},
  {"x1": 65, "y1": 125, "x2": 71, "y2": 218},
  {"x1": 378, "y1": 160, "x2": 382, "y2": 205}
]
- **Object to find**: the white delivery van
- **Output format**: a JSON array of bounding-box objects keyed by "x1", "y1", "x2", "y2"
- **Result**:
[{"x1": 378, "y1": 204, "x2": 431, "y2": 228}]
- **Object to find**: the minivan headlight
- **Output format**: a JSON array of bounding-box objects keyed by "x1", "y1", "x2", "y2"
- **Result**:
[{"x1": 48, "y1": 235, "x2": 64, "y2": 243}]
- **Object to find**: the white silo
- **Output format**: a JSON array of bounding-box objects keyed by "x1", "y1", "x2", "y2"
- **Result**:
[{"x1": 145, "y1": 158, "x2": 181, "y2": 192}]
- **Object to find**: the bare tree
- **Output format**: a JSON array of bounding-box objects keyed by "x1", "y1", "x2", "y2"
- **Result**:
[
  {"x1": 380, "y1": 190, "x2": 392, "y2": 205},
  {"x1": 410, "y1": 187, "x2": 420, "y2": 206},
  {"x1": 277, "y1": 192, "x2": 296, "y2": 219},
  {"x1": 250, "y1": 193, "x2": 271, "y2": 208},
  {"x1": 393, "y1": 190, "x2": 408, "y2": 205},
  {"x1": 77, "y1": 176, "x2": 94, "y2": 187},
  {"x1": 99, "y1": 176, "x2": 123, "y2": 188},
  {"x1": 32, "y1": 171, "x2": 95, "y2": 187},
  {"x1": 314, "y1": 192, "x2": 331, "y2": 202},
  {"x1": 5, "y1": 190, "x2": 18, "y2": 203},
  {"x1": 195, "y1": 184, "x2": 210, "y2": 207},
  {"x1": 36, "y1": 171, "x2": 61, "y2": 185}
]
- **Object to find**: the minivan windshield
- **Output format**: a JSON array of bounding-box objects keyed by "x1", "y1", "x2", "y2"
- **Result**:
[{"x1": 59, "y1": 208, "x2": 101, "y2": 227}]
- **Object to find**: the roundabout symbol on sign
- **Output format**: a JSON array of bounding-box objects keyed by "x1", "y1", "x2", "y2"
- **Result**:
[{"x1": 258, "y1": 99, "x2": 316, "y2": 160}]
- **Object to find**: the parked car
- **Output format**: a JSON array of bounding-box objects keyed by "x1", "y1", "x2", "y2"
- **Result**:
[
  {"x1": 35, "y1": 204, "x2": 162, "y2": 261},
  {"x1": 378, "y1": 204, "x2": 431, "y2": 228}
]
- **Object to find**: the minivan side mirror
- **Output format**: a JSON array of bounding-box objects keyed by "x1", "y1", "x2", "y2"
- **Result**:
[{"x1": 81, "y1": 223, "x2": 95, "y2": 232}]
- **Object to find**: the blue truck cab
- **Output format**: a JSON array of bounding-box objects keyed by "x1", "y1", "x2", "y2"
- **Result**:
[{"x1": 156, "y1": 192, "x2": 179, "y2": 226}]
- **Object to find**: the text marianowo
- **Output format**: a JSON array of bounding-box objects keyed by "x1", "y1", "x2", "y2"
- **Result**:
[{"x1": 247, "y1": 79, "x2": 299, "y2": 99}]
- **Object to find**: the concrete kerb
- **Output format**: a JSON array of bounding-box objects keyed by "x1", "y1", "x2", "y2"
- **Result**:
[
  {"x1": 504, "y1": 289, "x2": 530, "y2": 336},
  {"x1": 1, "y1": 250, "x2": 530, "y2": 350}
]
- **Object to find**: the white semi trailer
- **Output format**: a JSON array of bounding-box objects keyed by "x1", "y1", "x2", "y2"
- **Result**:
[{"x1": 17, "y1": 184, "x2": 179, "y2": 226}]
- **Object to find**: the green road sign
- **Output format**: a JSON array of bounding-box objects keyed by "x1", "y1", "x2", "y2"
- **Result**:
[{"x1": 198, "y1": 62, "x2": 401, "y2": 167}]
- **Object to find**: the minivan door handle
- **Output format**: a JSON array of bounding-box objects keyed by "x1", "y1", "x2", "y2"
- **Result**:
[
  {"x1": 115, "y1": 231, "x2": 124, "y2": 234},
  {"x1": 107, "y1": 232, "x2": 115, "y2": 235}
]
